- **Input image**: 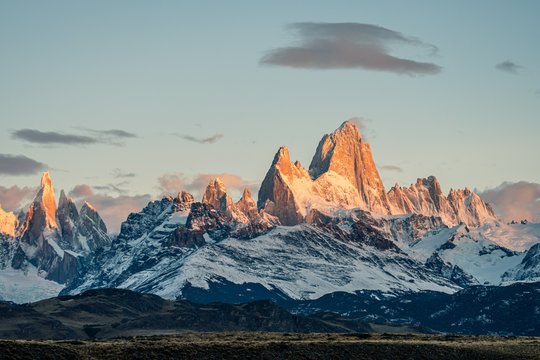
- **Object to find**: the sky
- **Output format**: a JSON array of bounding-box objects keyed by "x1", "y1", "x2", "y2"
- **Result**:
[{"x1": 1, "y1": 1, "x2": 539, "y2": 230}]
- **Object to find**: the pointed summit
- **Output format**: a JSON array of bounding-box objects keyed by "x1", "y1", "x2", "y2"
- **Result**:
[
  {"x1": 32, "y1": 172, "x2": 58, "y2": 229},
  {"x1": 202, "y1": 178, "x2": 228, "y2": 210},
  {"x1": 309, "y1": 121, "x2": 391, "y2": 214},
  {"x1": 237, "y1": 188, "x2": 258, "y2": 216}
]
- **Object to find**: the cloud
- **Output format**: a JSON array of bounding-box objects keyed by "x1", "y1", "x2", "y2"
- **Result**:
[
  {"x1": 0, "y1": 185, "x2": 39, "y2": 212},
  {"x1": 261, "y1": 22, "x2": 441, "y2": 75},
  {"x1": 380, "y1": 165, "x2": 403, "y2": 172},
  {"x1": 157, "y1": 172, "x2": 258, "y2": 200},
  {"x1": 495, "y1": 61, "x2": 522, "y2": 74},
  {"x1": 86, "y1": 129, "x2": 137, "y2": 138},
  {"x1": 11, "y1": 128, "x2": 137, "y2": 146},
  {"x1": 68, "y1": 184, "x2": 93, "y2": 198},
  {"x1": 177, "y1": 133, "x2": 224, "y2": 144},
  {"x1": 68, "y1": 184, "x2": 151, "y2": 232},
  {"x1": 0, "y1": 154, "x2": 48, "y2": 176},
  {"x1": 93, "y1": 183, "x2": 128, "y2": 194},
  {"x1": 112, "y1": 168, "x2": 136, "y2": 178},
  {"x1": 347, "y1": 116, "x2": 375, "y2": 140},
  {"x1": 478, "y1": 181, "x2": 540, "y2": 223},
  {"x1": 11, "y1": 129, "x2": 97, "y2": 145}
]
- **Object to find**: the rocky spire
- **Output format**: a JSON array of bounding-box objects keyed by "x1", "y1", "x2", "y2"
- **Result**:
[
  {"x1": 56, "y1": 189, "x2": 80, "y2": 248},
  {"x1": 202, "y1": 178, "x2": 228, "y2": 211},
  {"x1": 257, "y1": 146, "x2": 306, "y2": 225},
  {"x1": 388, "y1": 176, "x2": 497, "y2": 227},
  {"x1": 237, "y1": 188, "x2": 259, "y2": 220},
  {"x1": 34, "y1": 171, "x2": 58, "y2": 229},
  {"x1": 308, "y1": 121, "x2": 391, "y2": 214},
  {"x1": 80, "y1": 201, "x2": 107, "y2": 234}
]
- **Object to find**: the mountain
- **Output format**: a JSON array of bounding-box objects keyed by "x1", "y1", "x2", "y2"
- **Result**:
[
  {"x1": 258, "y1": 121, "x2": 498, "y2": 228},
  {"x1": 59, "y1": 121, "x2": 539, "y2": 308},
  {"x1": 2, "y1": 121, "x2": 540, "y2": 311},
  {"x1": 287, "y1": 282, "x2": 540, "y2": 336},
  {"x1": 388, "y1": 177, "x2": 497, "y2": 227},
  {"x1": 0, "y1": 172, "x2": 110, "y2": 303},
  {"x1": 0, "y1": 288, "x2": 397, "y2": 340}
]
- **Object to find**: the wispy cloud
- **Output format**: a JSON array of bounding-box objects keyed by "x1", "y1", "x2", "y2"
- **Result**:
[
  {"x1": 0, "y1": 154, "x2": 47, "y2": 176},
  {"x1": 157, "y1": 172, "x2": 258, "y2": 200},
  {"x1": 112, "y1": 168, "x2": 136, "y2": 179},
  {"x1": 93, "y1": 182, "x2": 129, "y2": 195},
  {"x1": 11, "y1": 129, "x2": 96, "y2": 145},
  {"x1": 176, "y1": 133, "x2": 224, "y2": 144},
  {"x1": 11, "y1": 128, "x2": 137, "y2": 146},
  {"x1": 85, "y1": 129, "x2": 137, "y2": 138},
  {"x1": 261, "y1": 22, "x2": 441, "y2": 75},
  {"x1": 0, "y1": 185, "x2": 39, "y2": 212},
  {"x1": 495, "y1": 61, "x2": 522, "y2": 74},
  {"x1": 478, "y1": 181, "x2": 540, "y2": 223},
  {"x1": 380, "y1": 165, "x2": 403, "y2": 172}
]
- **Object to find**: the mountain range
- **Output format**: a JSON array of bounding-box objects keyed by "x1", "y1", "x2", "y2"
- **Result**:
[{"x1": 0, "y1": 121, "x2": 539, "y2": 335}]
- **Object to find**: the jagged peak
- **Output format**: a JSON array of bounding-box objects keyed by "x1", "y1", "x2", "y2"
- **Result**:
[
  {"x1": 335, "y1": 120, "x2": 363, "y2": 140},
  {"x1": 31, "y1": 171, "x2": 57, "y2": 228},
  {"x1": 272, "y1": 146, "x2": 291, "y2": 167},
  {"x1": 176, "y1": 191, "x2": 195, "y2": 204},
  {"x1": 239, "y1": 188, "x2": 252, "y2": 201},
  {"x1": 58, "y1": 189, "x2": 68, "y2": 208},
  {"x1": 81, "y1": 201, "x2": 96, "y2": 213},
  {"x1": 202, "y1": 177, "x2": 229, "y2": 210},
  {"x1": 41, "y1": 171, "x2": 53, "y2": 189}
]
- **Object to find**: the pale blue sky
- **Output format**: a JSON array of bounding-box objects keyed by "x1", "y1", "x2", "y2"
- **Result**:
[{"x1": 1, "y1": 1, "x2": 539, "y2": 228}]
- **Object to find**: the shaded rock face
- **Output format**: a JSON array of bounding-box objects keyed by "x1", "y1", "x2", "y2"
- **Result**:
[
  {"x1": 425, "y1": 253, "x2": 479, "y2": 287},
  {"x1": 502, "y1": 243, "x2": 540, "y2": 282}
]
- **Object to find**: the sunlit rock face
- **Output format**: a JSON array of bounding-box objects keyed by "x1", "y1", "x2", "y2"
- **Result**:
[
  {"x1": 258, "y1": 121, "x2": 498, "y2": 228},
  {"x1": 258, "y1": 121, "x2": 395, "y2": 225},
  {"x1": 0, "y1": 205, "x2": 17, "y2": 237},
  {"x1": 309, "y1": 121, "x2": 391, "y2": 214},
  {"x1": 388, "y1": 176, "x2": 497, "y2": 227}
]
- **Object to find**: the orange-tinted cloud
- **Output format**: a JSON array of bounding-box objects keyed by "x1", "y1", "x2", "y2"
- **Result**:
[
  {"x1": 479, "y1": 181, "x2": 540, "y2": 223},
  {"x1": 0, "y1": 185, "x2": 39, "y2": 212},
  {"x1": 157, "y1": 172, "x2": 258, "y2": 200},
  {"x1": 68, "y1": 184, "x2": 151, "y2": 232}
]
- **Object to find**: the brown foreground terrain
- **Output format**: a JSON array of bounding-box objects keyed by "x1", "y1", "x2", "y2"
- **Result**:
[{"x1": 0, "y1": 332, "x2": 539, "y2": 360}]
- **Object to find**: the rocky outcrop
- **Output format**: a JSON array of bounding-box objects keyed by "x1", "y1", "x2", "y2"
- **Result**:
[{"x1": 388, "y1": 176, "x2": 497, "y2": 227}]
